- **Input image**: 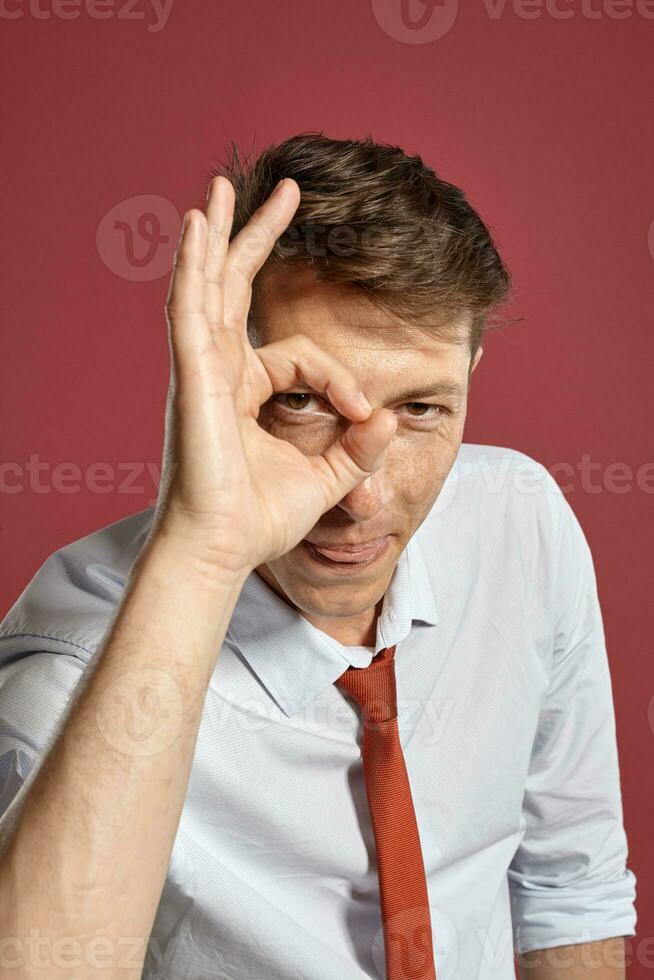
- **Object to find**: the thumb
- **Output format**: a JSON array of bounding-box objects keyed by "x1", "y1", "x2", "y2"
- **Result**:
[{"x1": 311, "y1": 408, "x2": 398, "y2": 507}]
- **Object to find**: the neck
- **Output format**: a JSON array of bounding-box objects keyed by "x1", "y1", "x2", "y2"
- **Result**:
[
  {"x1": 254, "y1": 564, "x2": 383, "y2": 647},
  {"x1": 301, "y1": 601, "x2": 383, "y2": 647}
]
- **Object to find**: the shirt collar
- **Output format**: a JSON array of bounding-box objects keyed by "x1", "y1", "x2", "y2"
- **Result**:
[{"x1": 227, "y1": 523, "x2": 440, "y2": 719}]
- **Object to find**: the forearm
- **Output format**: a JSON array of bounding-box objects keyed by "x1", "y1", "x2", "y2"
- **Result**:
[
  {"x1": 517, "y1": 937, "x2": 626, "y2": 979},
  {"x1": 0, "y1": 531, "x2": 247, "y2": 978}
]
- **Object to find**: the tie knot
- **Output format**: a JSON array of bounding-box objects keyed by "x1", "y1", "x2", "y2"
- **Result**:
[{"x1": 335, "y1": 645, "x2": 398, "y2": 725}]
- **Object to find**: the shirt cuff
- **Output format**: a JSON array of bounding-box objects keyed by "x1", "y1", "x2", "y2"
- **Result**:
[{"x1": 509, "y1": 868, "x2": 637, "y2": 953}]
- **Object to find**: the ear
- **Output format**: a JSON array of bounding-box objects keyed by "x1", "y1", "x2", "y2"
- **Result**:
[{"x1": 470, "y1": 346, "x2": 484, "y2": 373}]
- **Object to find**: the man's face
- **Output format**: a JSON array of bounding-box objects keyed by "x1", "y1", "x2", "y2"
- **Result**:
[{"x1": 253, "y1": 266, "x2": 482, "y2": 642}]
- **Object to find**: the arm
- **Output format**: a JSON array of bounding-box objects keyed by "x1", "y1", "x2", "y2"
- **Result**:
[
  {"x1": 508, "y1": 478, "x2": 637, "y2": 962},
  {"x1": 0, "y1": 535, "x2": 247, "y2": 979},
  {"x1": 517, "y1": 936, "x2": 626, "y2": 979},
  {"x1": 0, "y1": 176, "x2": 396, "y2": 979}
]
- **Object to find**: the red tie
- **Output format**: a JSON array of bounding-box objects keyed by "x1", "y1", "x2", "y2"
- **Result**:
[{"x1": 335, "y1": 645, "x2": 437, "y2": 980}]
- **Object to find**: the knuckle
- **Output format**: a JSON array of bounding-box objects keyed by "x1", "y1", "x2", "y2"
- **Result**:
[
  {"x1": 251, "y1": 207, "x2": 278, "y2": 239},
  {"x1": 265, "y1": 332, "x2": 311, "y2": 357},
  {"x1": 204, "y1": 270, "x2": 225, "y2": 287},
  {"x1": 207, "y1": 223, "x2": 228, "y2": 249},
  {"x1": 229, "y1": 262, "x2": 252, "y2": 287},
  {"x1": 243, "y1": 223, "x2": 276, "y2": 258},
  {"x1": 258, "y1": 221, "x2": 277, "y2": 246},
  {"x1": 281, "y1": 332, "x2": 312, "y2": 352}
]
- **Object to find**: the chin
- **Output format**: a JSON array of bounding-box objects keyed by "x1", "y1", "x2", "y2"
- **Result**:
[
  {"x1": 284, "y1": 544, "x2": 392, "y2": 605},
  {"x1": 289, "y1": 578, "x2": 385, "y2": 621},
  {"x1": 256, "y1": 535, "x2": 397, "y2": 612}
]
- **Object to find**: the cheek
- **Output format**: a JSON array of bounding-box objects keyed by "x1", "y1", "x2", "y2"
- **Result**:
[
  {"x1": 393, "y1": 446, "x2": 452, "y2": 507},
  {"x1": 257, "y1": 413, "x2": 343, "y2": 456},
  {"x1": 258, "y1": 411, "x2": 458, "y2": 510}
]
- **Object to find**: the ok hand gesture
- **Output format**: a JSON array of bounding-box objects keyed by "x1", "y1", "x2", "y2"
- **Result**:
[{"x1": 155, "y1": 175, "x2": 397, "y2": 579}]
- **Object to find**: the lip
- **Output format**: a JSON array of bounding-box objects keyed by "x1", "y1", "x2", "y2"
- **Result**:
[{"x1": 303, "y1": 535, "x2": 391, "y2": 570}]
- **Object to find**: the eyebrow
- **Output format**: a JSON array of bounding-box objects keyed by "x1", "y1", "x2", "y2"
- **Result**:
[{"x1": 390, "y1": 381, "x2": 468, "y2": 402}]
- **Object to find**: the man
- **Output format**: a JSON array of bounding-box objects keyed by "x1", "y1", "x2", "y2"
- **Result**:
[{"x1": 0, "y1": 134, "x2": 636, "y2": 979}]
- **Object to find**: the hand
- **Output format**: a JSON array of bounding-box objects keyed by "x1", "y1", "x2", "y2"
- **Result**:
[{"x1": 153, "y1": 175, "x2": 397, "y2": 578}]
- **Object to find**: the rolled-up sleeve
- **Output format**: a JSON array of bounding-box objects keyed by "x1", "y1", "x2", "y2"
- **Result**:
[
  {"x1": 508, "y1": 487, "x2": 637, "y2": 953},
  {"x1": 0, "y1": 648, "x2": 87, "y2": 830},
  {"x1": 0, "y1": 508, "x2": 149, "y2": 834}
]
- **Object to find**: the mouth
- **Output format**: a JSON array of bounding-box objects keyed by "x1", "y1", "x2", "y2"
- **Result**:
[{"x1": 302, "y1": 536, "x2": 391, "y2": 570}]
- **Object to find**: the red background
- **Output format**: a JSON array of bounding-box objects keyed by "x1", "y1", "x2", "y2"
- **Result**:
[{"x1": 1, "y1": 0, "x2": 652, "y2": 971}]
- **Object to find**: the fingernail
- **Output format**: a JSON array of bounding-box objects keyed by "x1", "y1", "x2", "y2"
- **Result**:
[{"x1": 357, "y1": 392, "x2": 372, "y2": 413}]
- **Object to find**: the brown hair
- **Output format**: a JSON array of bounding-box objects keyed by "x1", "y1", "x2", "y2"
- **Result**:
[{"x1": 206, "y1": 132, "x2": 512, "y2": 364}]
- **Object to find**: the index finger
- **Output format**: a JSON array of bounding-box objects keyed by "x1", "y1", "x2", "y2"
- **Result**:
[{"x1": 223, "y1": 178, "x2": 301, "y2": 330}]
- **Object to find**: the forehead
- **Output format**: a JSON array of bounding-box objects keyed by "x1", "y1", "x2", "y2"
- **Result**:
[{"x1": 254, "y1": 265, "x2": 472, "y2": 379}]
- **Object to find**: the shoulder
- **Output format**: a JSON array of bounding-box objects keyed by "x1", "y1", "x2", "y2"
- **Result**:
[
  {"x1": 0, "y1": 507, "x2": 156, "y2": 668},
  {"x1": 450, "y1": 442, "x2": 557, "y2": 490},
  {"x1": 416, "y1": 443, "x2": 596, "y2": 664},
  {"x1": 421, "y1": 442, "x2": 589, "y2": 581},
  {"x1": 429, "y1": 442, "x2": 566, "y2": 525}
]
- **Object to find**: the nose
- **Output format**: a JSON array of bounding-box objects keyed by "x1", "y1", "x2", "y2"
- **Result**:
[{"x1": 336, "y1": 466, "x2": 393, "y2": 522}]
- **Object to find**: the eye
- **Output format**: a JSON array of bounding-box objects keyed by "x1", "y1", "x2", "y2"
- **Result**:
[
  {"x1": 403, "y1": 402, "x2": 449, "y2": 421},
  {"x1": 274, "y1": 393, "x2": 321, "y2": 412},
  {"x1": 273, "y1": 394, "x2": 450, "y2": 424}
]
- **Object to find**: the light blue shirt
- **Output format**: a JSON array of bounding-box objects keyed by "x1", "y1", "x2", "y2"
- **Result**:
[{"x1": 0, "y1": 444, "x2": 637, "y2": 979}]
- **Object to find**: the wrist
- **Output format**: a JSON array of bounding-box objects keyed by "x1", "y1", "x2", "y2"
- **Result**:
[
  {"x1": 122, "y1": 531, "x2": 249, "y2": 681},
  {"x1": 148, "y1": 505, "x2": 256, "y2": 583},
  {"x1": 144, "y1": 508, "x2": 254, "y2": 590},
  {"x1": 142, "y1": 519, "x2": 252, "y2": 594}
]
